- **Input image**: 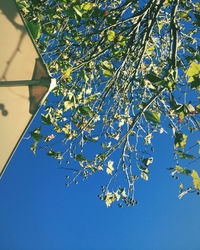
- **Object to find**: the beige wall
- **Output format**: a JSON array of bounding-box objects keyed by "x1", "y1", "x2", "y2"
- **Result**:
[{"x1": 0, "y1": 0, "x2": 51, "y2": 177}]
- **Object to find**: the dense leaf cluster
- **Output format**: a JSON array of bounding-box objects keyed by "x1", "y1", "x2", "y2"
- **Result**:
[{"x1": 17, "y1": 0, "x2": 200, "y2": 207}]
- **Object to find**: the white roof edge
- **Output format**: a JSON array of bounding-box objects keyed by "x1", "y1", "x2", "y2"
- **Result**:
[{"x1": 49, "y1": 78, "x2": 57, "y2": 92}]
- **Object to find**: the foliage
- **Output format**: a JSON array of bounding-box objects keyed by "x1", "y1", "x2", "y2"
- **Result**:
[{"x1": 17, "y1": 0, "x2": 200, "y2": 207}]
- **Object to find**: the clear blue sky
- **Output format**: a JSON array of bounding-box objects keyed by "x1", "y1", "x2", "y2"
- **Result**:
[{"x1": 0, "y1": 112, "x2": 200, "y2": 250}]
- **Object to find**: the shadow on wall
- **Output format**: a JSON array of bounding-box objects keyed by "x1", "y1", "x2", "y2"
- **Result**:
[
  {"x1": 0, "y1": 104, "x2": 8, "y2": 116},
  {"x1": 0, "y1": 1, "x2": 50, "y2": 116},
  {"x1": 0, "y1": 1, "x2": 24, "y2": 30},
  {"x1": 0, "y1": 1, "x2": 26, "y2": 81}
]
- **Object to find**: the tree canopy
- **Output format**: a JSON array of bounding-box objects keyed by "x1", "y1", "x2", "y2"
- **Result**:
[{"x1": 17, "y1": 0, "x2": 200, "y2": 207}]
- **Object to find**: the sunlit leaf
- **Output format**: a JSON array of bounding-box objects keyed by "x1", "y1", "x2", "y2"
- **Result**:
[
  {"x1": 142, "y1": 157, "x2": 153, "y2": 166},
  {"x1": 105, "y1": 191, "x2": 115, "y2": 207},
  {"x1": 107, "y1": 30, "x2": 115, "y2": 41},
  {"x1": 141, "y1": 172, "x2": 148, "y2": 181},
  {"x1": 158, "y1": 22, "x2": 164, "y2": 32},
  {"x1": 102, "y1": 60, "x2": 113, "y2": 70},
  {"x1": 103, "y1": 69, "x2": 113, "y2": 77},
  {"x1": 146, "y1": 45, "x2": 154, "y2": 55},
  {"x1": 179, "y1": 183, "x2": 183, "y2": 192},
  {"x1": 175, "y1": 165, "x2": 191, "y2": 176},
  {"x1": 107, "y1": 160, "x2": 114, "y2": 175},
  {"x1": 175, "y1": 133, "x2": 187, "y2": 149},
  {"x1": 186, "y1": 62, "x2": 200, "y2": 82},
  {"x1": 81, "y1": 2, "x2": 93, "y2": 10},
  {"x1": 191, "y1": 170, "x2": 200, "y2": 190},
  {"x1": 73, "y1": 7, "x2": 82, "y2": 17},
  {"x1": 63, "y1": 68, "x2": 72, "y2": 78}
]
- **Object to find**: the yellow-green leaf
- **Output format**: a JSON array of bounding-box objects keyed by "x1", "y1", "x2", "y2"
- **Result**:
[
  {"x1": 191, "y1": 170, "x2": 200, "y2": 190},
  {"x1": 146, "y1": 45, "x2": 155, "y2": 55},
  {"x1": 81, "y1": 2, "x2": 93, "y2": 10},
  {"x1": 103, "y1": 69, "x2": 113, "y2": 77},
  {"x1": 175, "y1": 133, "x2": 187, "y2": 149},
  {"x1": 198, "y1": 140, "x2": 200, "y2": 154},
  {"x1": 107, "y1": 30, "x2": 115, "y2": 42},
  {"x1": 102, "y1": 60, "x2": 113, "y2": 70},
  {"x1": 175, "y1": 165, "x2": 191, "y2": 175},
  {"x1": 144, "y1": 111, "x2": 160, "y2": 123},
  {"x1": 186, "y1": 62, "x2": 200, "y2": 82},
  {"x1": 63, "y1": 68, "x2": 72, "y2": 78},
  {"x1": 158, "y1": 22, "x2": 164, "y2": 32},
  {"x1": 179, "y1": 183, "x2": 183, "y2": 191},
  {"x1": 73, "y1": 6, "x2": 82, "y2": 17}
]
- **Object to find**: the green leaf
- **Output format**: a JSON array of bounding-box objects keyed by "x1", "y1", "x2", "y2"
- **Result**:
[
  {"x1": 107, "y1": 30, "x2": 115, "y2": 42},
  {"x1": 75, "y1": 154, "x2": 86, "y2": 162},
  {"x1": 30, "y1": 142, "x2": 37, "y2": 155},
  {"x1": 175, "y1": 150, "x2": 196, "y2": 160},
  {"x1": 97, "y1": 153, "x2": 107, "y2": 161},
  {"x1": 194, "y1": 13, "x2": 200, "y2": 27},
  {"x1": 47, "y1": 149, "x2": 62, "y2": 159},
  {"x1": 78, "y1": 106, "x2": 93, "y2": 116},
  {"x1": 103, "y1": 69, "x2": 113, "y2": 77},
  {"x1": 190, "y1": 77, "x2": 200, "y2": 89},
  {"x1": 175, "y1": 165, "x2": 191, "y2": 176},
  {"x1": 146, "y1": 73, "x2": 162, "y2": 83},
  {"x1": 62, "y1": 68, "x2": 72, "y2": 78},
  {"x1": 26, "y1": 21, "x2": 41, "y2": 40},
  {"x1": 17, "y1": 0, "x2": 29, "y2": 13},
  {"x1": 102, "y1": 60, "x2": 113, "y2": 77},
  {"x1": 191, "y1": 170, "x2": 200, "y2": 190},
  {"x1": 41, "y1": 113, "x2": 53, "y2": 125},
  {"x1": 139, "y1": 164, "x2": 149, "y2": 174},
  {"x1": 73, "y1": 7, "x2": 82, "y2": 17},
  {"x1": 179, "y1": 183, "x2": 183, "y2": 192},
  {"x1": 142, "y1": 157, "x2": 153, "y2": 166},
  {"x1": 175, "y1": 133, "x2": 187, "y2": 149},
  {"x1": 186, "y1": 62, "x2": 200, "y2": 82},
  {"x1": 81, "y1": 2, "x2": 93, "y2": 10},
  {"x1": 144, "y1": 111, "x2": 160, "y2": 124},
  {"x1": 30, "y1": 127, "x2": 43, "y2": 142},
  {"x1": 83, "y1": 135, "x2": 98, "y2": 142}
]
